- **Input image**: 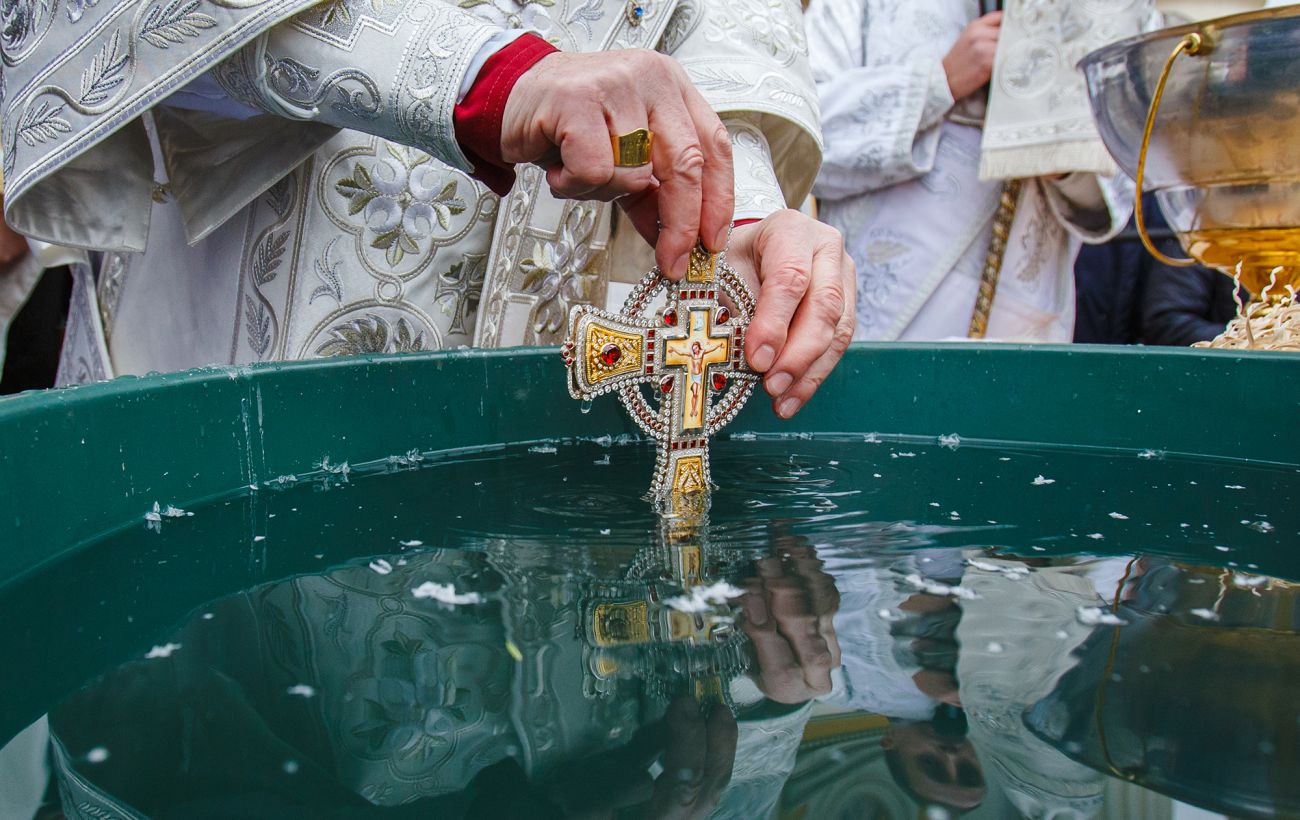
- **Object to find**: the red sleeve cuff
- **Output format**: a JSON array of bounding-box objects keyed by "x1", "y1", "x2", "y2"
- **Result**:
[
  {"x1": 734, "y1": 218, "x2": 760, "y2": 227},
  {"x1": 454, "y1": 33, "x2": 558, "y2": 196}
]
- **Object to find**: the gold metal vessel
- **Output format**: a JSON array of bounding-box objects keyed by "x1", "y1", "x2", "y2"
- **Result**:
[{"x1": 1080, "y1": 6, "x2": 1300, "y2": 294}]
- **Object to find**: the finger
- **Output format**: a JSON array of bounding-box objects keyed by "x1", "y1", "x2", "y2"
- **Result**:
[
  {"x1": 767, "y1": 578, "x2": 835, "y2": 692},
  {"x1": 547, "y1": 105, "x2": 622, "y2": 199},
  {"x1": 742, "y1": 211, "x2": 814, "y2": 377},
  {"x1": 696, "y1": 707, "x2": 738, "y2": 816},
  {"x1": 651, "y1": 698, "x2": 708, "y2": 818},
  {"x1": 767, "y1": 232, "x2": 853, "y2": 419},
  {"x1": 557, "y1": 96, "x2": 661, "y2": 202},
  {"x1": 673, "y1": 67, "x2": 734, "y2": 253},
  {"x1": 619, "y1": 185, "x2": 663, "y2": 246},
  {"x1": 647, "y1": 91, "x2": 705, "y2": 280}
]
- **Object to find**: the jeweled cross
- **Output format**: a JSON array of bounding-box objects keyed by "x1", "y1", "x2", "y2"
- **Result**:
[{"x1": 562, "y1": 243, "x2": 758, "y2": 511}]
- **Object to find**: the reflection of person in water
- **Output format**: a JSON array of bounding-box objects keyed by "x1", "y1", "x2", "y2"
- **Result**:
[
  {"x1": 881, "y1": 707, "x2": 986, "y2": 812},
  {"x1": 42, "y1": 532, "x2": 840, "y2": 819},
  {"x1": 823, "y1": 549, "x2": 989, "y2": 814}
]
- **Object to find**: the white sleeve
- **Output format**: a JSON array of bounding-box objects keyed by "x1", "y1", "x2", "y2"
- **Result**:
[{"x1": 807, "y1": 0, "x2": 955, "y2": 202}]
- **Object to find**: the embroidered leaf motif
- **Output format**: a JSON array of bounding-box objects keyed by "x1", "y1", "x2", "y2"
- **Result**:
[
  {"x1": 252, "y1": 231, "x2": 289, "y2": 286},
  {"x1": 79, "y1": 31, "x2": 129, "y2": 106},
  {"x1": 316, "y1": 314, "x2": 426, "y2": 357},
  {"x1": 309, "y1": 238, "x2": 344, "y2": 305},
  {"x1": 266, "y1": 175, "x2": 295, "y2": 218},
  {"x1": 317, "y1": 0, "x2": 350, "y2": 26},
  {"x1": 566, "y1": 0, "x2": 603, "y2": 37},
  {"x1": 17, "y1": 101, "x2": 72, "y2": 146},
  {"x1": 244, "y1": 295, "x2": 272, "y2": 358},
  {"x1": 139, "y1": 0, "x2": 217, "y2": 49},
  {"x1": 335, "y1": 162, "x2": 375, "y2": 215}
]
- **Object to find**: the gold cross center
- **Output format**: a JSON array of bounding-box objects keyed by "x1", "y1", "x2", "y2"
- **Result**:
[{"x1": 663, "y1": 308, "x2": 730, "y2": 433}]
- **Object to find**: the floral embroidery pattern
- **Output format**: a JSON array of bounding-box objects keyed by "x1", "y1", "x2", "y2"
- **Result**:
[
  {"x1": 315, "y1": 313, "x2": 426, "y2": 356},
  {"x1": 335, "y1": 145, "x2": 467, "y2": 267},
  {"x1": 459, "y1": 0, "x2": 553, "y2": 31},
  {"x1": 434, "y1": 254, "x2": 486, "y2": 337},
  {"x1": 518, "y1": 204, "x2": 601, "y2": 336}
]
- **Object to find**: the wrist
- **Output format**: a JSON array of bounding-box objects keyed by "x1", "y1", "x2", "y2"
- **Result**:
[{"x1": 453, "y1": 33, "x2": 558, "y2": 195}]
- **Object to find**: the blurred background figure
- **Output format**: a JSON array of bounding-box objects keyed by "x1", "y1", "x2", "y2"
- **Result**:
[
  {"x1": 806, "y1": 0, "x2": 1151, "y2": 343},
  {"x1": 1074, "y1": 194, "x2": 1242, "y2": 346}
]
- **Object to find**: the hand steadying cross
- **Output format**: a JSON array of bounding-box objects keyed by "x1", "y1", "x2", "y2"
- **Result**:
[{"x1": 562, "y1": 242, "x2": 758, "y2": 512}]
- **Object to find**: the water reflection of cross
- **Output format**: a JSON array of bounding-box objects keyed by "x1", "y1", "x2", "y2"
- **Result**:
[{"x1": 562, "y1": 244, "x2": 758, "y2": 510}]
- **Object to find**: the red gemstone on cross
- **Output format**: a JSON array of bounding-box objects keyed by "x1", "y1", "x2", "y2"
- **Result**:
[
  {"x1": 663, "y1": 308, "x2": 677, "y2": 326},
  {"x1": 660, "y1": 376, "x2": 674, "y2": 393},
  {"x1": 599, "y1": 343, "x2": 622, "y2": 366},
  {"x1": 712, "y1": 372, "x2": 727, "y2": 390}
]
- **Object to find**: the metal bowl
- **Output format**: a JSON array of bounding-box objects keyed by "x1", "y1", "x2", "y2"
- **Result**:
[{"x1": 1079, "y1": 6, "x2": 1300, "y2": 286}]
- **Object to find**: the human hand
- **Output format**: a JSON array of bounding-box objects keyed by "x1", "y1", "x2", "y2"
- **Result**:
[
  {"x1": 501, "y1": 49, "x2": 734, "y2": 280},
  {"x1": 739, "y1": 543, "x2": 842, "y2": 704},
  {"x1": 726, "y1": 211, "x2": 855, "y2": 419},
  {"x1": 942, "y1": 12, "x2": 1002, "y2": 102}
]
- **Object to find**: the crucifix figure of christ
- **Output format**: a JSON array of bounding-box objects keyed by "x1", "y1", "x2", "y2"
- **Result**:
[{"x1": 561, "y1": 241, "x2": 759, "y2": 512}]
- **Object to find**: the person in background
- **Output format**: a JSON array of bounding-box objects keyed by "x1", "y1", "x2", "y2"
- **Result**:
[
  {"x1": 805, "y1": 0, "x2": 1140, "y2": 342},
  {"x1": 1073, "y1": 194, "x2": 1239, "y2": 346}
]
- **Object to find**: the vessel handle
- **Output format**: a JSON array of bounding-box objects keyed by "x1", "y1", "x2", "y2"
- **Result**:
[{"x1": 1133, "y1": 32, "x2": 1210, "y2": 268}]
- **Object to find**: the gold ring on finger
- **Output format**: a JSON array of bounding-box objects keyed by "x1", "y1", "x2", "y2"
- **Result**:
[{"x1": 611, "y1": 128, "x2": 653, "y2": 167}]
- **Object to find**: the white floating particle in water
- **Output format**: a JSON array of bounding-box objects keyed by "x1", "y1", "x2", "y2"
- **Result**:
[
  {"x1": 663, "y1": 581, "x2": 744, "y2": 613},
  {"x1": 161, "y1": 504, "x2": 192, "y2": 518},
  {"x1": 1187, "y1": 576, "x2": 1206, "y2": 584},
  {"x1": 579, "y1": 399, "x2": 593, "y2": 415},
  {"x1": 731, "y1": 432, "x2": 757, "y2": 442},
  {"x1": 1031, "y1": 546, "x2": 1046, "y2": 552},
  {"x1": 939, "y1": 434, "x2": 961, "y2": 450},
  {"x1": 369, "y1": 559, "x2": 393, "y2": 575},
  {"x1": 253, "y1": 535, "x2": 266, "y2": 543},
  {"x1": 863, "y1": 433, "x2": 881, "y2": 444},
  {"x1": 528, "y1": 444, "x2": 557, "y2": 454},
  {"x1": 1243, "y1": 520, "x2": 1274, "y2": 533},
  {"x1": 399, "y1": 540, "x2": 423, "y2": 547},
  {"x1": 966, "y1": 559, "x2": 1029, "y2": 580},
  {"x1": 829, "y1": 460, "x2": 840, "y2": 466},
  {"x1": 949, "y1": 511, "x2": 960, "y2": 520},
  {"x1": 286, "y1": 684, "x2": 316, "y2": 698},
  {"x1": 904, "y1": 574, "x2": 977, "y2": 600},
  {"x1": 929, "y1": 502, "x2": 941, "y2": 508},
  {"x1": 411, "y1": 582, "x2": 483, "y2": 605},
  {"x1": 1077, "y1": 607, "x2": 1126, "y2": 626},
  {"x1": 599, "y1": 528, "x2": 611, "y2": 535},
  {"x1": 925, "y1": 805, "x2": 953, "y2": 820},
  {"x1": 86, "y1": 747, "x2": 110, "y2": 764},
  {"x1": 1189, "y1": 608, "x2": 1220, "y2": 621},
  {"x1": 1233, "y1": 573, "x2": 1268, "y2": 588},
  {"x1": 986, "y1": 641, "x2": 1004, "y2": 654},
  {"x1": 145, "y1": 643, "x2": 182, "y2": 659},
  {"x1": 744, "y1": 499, "x2": 775, "y2": 509},
  {"x1": 873, "y1": 473, "x2": 882, "y2": 479},
  {"x1": 1108, "y1": 512, "x2": 1129, "y2": 520},
  {"x1": 1225, "y1": 485, "x2": 1246, "y2": 490},
  {"x1": 892, "y1": 452, "x2": 916, "y2": 458},
  {"x1": 1032, "y1": 476, "x2": 1055, "y2": 486},
  {"x1": 1054, "y1": 629, "x2": 1070, "y2": 639},
  {"x1": 283, "y1": 760, "x2": 300, "y2": 775},
  {"x1": 201, "y1": 613, "x2": 214, "y2": 620},
  {"x1": 1086, "y1": 533, "x2": 1105, "y2": 540},
  {"x1": 1137, "y1": 449, "x2": 1163, "y2": 460},
  {"x1": 878, "y1": 608, "x2": 904, "y2": 622},
  {"x1": 999, "y1": 457, "x2": 1012, "y2": 462},
  {"x1": 593, "y1": 455, "x2": 611, "y2": 466},
  {"x1": 1215, "y1": 545, "x2": 1231, "y2": 552}
]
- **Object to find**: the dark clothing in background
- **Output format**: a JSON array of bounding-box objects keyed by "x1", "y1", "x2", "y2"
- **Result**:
[
  {"x1": 0, "y1": 268, "x2": 71, "y2": 394},
  {"x1": 1073, "y1": 194, "x2": 1236, "y2": 346},
  {"x1": 1142, "y1": 263, "x2": 1242, "y2": 347}
]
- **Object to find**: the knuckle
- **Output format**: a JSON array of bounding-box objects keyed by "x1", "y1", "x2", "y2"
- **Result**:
[
  {"x1": 772, "y1": 261, "x2": 812, "y2": 300},
  {"x1": 811, "y1": 280, "x2": 847, "y2": 324},
  {"x1": 667, "y1": 144, "x2": 706, "y2": 183},
  {"x1": 710, "y1": 122, "x2": 733, "y2": 159}
]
